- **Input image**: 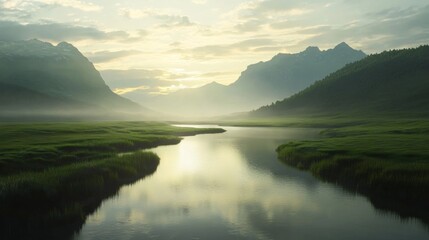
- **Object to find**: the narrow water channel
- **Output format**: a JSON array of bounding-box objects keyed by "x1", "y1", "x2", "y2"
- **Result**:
[{"x1": 75, "y1": 126, "x2": 429, "y2": 240}]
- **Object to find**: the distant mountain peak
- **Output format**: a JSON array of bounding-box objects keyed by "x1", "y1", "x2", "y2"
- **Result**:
[
  {"x1": 0, "y1": 39, "x2": 142, "y2": 117},
  {"x1": 334, "y1": 42, "x2": 353, "y2": 50},
  {"x1": 208, "y1": 81, "x2": 222, "y2": 85},
  {"x1": 28, "y1": 38, "x2": 51, "y2": 45},
  {"x1": 253, "y1": 45, "x2": 429, "y2": 117},
  {"x1": 57, "y1": 42, "x2": 83, "y2": 55},
  {"x1": 203, "y1": 81, "x2": 225, "y2": 88},
  {"x1": 57, "y1": 41, "x2": 75, "y2": 48},
  {"x1": 0, "y1": 40, "x2": 83, "y2": 59},
  {"x1": 304, "y1": 46, "x2": 321, "y2": 53}
]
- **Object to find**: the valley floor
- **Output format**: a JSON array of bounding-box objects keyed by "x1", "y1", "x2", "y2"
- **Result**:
[{"x1": 3, "y1": 118, "x2": 429, "y2": 237}]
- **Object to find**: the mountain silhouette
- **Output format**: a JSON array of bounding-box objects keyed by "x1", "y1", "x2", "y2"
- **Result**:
[
  {"x1": 147, "y1": 42, "x2": 366, "y2": 118},
  {"x1": 0, "y1": 40, "x2": 143, "y2": 119},
  {"x1": 253, "y1": 45, "x2": 429, "y2": 117}
]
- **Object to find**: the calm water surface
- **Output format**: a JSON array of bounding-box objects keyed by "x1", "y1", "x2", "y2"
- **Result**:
[{"x1": 75, "y1": 126, "x2": 429, "y2": 240}]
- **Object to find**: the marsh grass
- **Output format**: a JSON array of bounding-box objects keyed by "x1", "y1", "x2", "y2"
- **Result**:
[
  {"x1": 276, "y1": 119, "x2": 429, "y2": 221},
  {"x1": 0, "y1": 152, "x2": 159, "y2": 209},
  {"x1": 0, "y1": 152, "x2": 160, "y2": 239},
  {"x1": 0, "y1": 121, "x2": 224, "y2": 175}
]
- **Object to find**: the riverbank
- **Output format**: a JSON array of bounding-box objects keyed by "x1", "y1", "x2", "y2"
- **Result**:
[
  {"x1": 275, "y1": 119, "x2": 429, "y2": 222},
  {"x1": 0, "y1": 122, "x2": 225, "y2": 239},
  {"x1": 0, "y1": 121, "x2": 225, "y2": 176},
  {"x1": 170, "y1": 115, "x2": 396, "y2": 128}
]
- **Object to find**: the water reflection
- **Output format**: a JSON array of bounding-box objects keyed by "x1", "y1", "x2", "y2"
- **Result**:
[{"x1": 76, "y1": 126, "x2": 429, "y2": 240}]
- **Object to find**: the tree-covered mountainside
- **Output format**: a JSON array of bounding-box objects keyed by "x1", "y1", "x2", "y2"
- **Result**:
[
  {"x1": 254, "y1": 45, "x2": 429, "y2": 117},
  {"x1": 0, "y1": 40, "x2": 142, "y2": 119},
  {"x1": 122, "y1": 43, "x2": 366, "y2": 118}
]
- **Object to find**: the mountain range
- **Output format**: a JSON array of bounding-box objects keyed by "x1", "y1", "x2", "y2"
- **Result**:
[
  {"x1": 130, "y1": 42, "x2": 366, "y2": 118},
  {"x1": 2, "y1": 39, "x2": 426, "y2": 121},
  {"x1": 0, "y1": 40, "x2": 143, "y2": 120},
  {"x1": 253, "y1": 45, "x2": 429, "y2": 117}
]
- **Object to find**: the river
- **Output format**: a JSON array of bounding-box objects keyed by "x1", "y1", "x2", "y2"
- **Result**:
[{"x1": 75, "y1": 126, "x2": 429, "y2": 240}]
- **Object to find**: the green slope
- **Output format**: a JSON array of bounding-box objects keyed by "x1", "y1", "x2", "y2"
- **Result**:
[
  {"x1": 0, "y1": 82, "x2": 106, "y2": 120},
  {"x1": 0, "y1": 82, "x2": 85, "y2": 110},
  {"x1": 254, "y1": 45, "x2": 429, "y2": 117}
]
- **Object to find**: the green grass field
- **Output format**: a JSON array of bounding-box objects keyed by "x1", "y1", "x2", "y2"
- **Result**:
[{"x1": 0, "y1": 121, "x2": 225, "y2": 239}]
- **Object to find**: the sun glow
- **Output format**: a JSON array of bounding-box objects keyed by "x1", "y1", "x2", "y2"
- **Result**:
[{"x1": 177, "y1": 139, "x2": 202, "y2": 173}]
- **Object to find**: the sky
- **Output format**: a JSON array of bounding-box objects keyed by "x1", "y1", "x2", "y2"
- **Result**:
[{"x1": 1, "y1": 0, "x2": 429, "y2": 95}]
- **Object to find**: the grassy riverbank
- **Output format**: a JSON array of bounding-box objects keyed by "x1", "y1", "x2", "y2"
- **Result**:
[
  {"x1": 0, "y1": 121, "x2": 225, "y2": 239},
  {"x1": 174, "y1": 115, "x2": 392, "y2": 128},
  {"x1": 275, "y1": 118, "x2": 429, "y2": 220},
  {"x1": 1, "y1": 151, "x2": 160, "y2": 239},
  {"x1": 0, "y1": 121, "x2": 224, "y2": 175}
]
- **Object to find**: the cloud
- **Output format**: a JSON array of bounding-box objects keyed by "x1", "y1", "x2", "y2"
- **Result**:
[
  {"x1": 159, "y1": 16, "x2": 194, "y2": 28},
  {"x1": 300, "y1": 5, "x2": 429, "y2": 52},
  {"x1": 102, "y1": 69, "x2": 190, "y2": 96},
  {"x1": 170, "y1": 41, "x2": 181, "y2": 47},
  {"x1": 364, "y1": 6, "x2": 421, "y2": 20},
  {"x1": 101, "y1": 69, "x2": 189, "y2": 88},
  {"x1": 171, "y1": 38, "x2": 280, "y2": 59},
  {"x1": 192, "y1": 0, "x2": 207, "y2": 5},
  {"x1": 1, "y1": 0, "x2": 101, "y2": 15},
  {"x1": 253, "y1": 46, "x2": 285, "y2": 52},
  {"x1": 223, "y1": 0, "x2": 316, "y2": 34},
  {"x1": 269, "y1": 20, "x2": 299, "y2": 30},
  {"x1": 221, "y1": 1, "x2": 429, "y2": 53},
  {"x1": 119, "y1": 7, "x2": 195, "y2": 28},
  {"x1": 86, "y1": 50, "x2": 142, "y2": 63},
  {"x1": 251, "y1": 0, "x2": 316, "y2": 15},
  {"x1": 2, "y1": 0, "x2": 34, "y2": 10},
  {"x1": 200, "y1": 71, "x2": 235, "y2": 78},
  {"x1": 0, "y1": 1, "x2": 38, "y2": 20},
  {"x1": 101, "y1": 69, "x2": 235, "y2": 95},
  {"x1": 0, "y1": 7, "x2": 31, "y2": 20},
  {"x1": 0, "y1": 20, "x2": 135, "y2": 42},
  {"x1": 155, "y1": 84, "x2": 188, "y2": 95},
  {"x1": 234, "y1": 19, "x2": 264, "y2": 33},
  {"x1": 38, "y1": 0, "x2": 102, "y2": 12},
  {"x1": 114, "y1": 85, "x2": 150, "y2": 95},
  {"x1": 119, "y1": 8, "x2": 151, "y2": 19}
]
